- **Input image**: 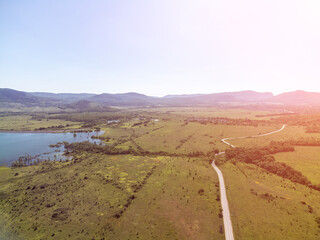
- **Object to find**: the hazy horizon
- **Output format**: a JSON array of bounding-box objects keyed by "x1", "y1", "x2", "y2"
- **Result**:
[
  {"x1": 3, "y1": 87, "x2": 318, "y2": 98},
  {"x1": 2, "y1": 1, "x2": 320, "y2": 96}
]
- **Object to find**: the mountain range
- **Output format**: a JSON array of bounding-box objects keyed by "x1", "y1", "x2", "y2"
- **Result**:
[{"x1": 1, "y1": 88, "x2": 320, "y2": 108}]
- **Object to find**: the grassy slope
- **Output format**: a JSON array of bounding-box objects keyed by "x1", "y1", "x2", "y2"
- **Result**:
[
  {"x1": 273, "y1": 146, "x2": 320, "y2": 185},
  {"x1": 0, "y1": 154, "x2": 223, "y2": 240}
]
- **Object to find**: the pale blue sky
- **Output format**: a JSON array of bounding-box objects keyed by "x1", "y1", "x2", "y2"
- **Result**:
[{"x1": 1, "y1": 0, "x2": 320, "y2": 96}]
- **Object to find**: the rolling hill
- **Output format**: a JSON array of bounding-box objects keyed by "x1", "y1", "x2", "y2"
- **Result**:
[
  {"x1": 0, "y1": 88, "x2": 60, "y2": 107},
  {"x1": 89, "y1": 92, "x2": 160, "y2": 106},
  {"x1": 271, "y1": 90, "x2": 320, "y2": 105},
  {"x1": 3, "y1": 88, "x2": 320, "y2": 107},
  {"x1": 30, "y1": 92, "x2": 96, "y2": 103}
]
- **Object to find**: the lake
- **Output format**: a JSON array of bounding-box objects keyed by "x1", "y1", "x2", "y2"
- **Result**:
[{"x1": 0, "y1": 131, "x2": 103, "y2": 166}]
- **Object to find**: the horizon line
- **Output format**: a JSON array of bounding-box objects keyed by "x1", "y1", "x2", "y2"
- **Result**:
[{"x1": 1, "y1": 87, "x2": 316, "y2": 98}]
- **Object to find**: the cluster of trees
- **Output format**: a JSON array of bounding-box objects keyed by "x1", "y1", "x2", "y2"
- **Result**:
[
  {"x1": 48, "y1": 112, "x2": 129, "y2": 124},
  {"x1": 64, "y1": 141, "x2": 216, "y2": 159},
  {"x1": 49, "y1": 142, "x2": 64, "y2": 148},
  {"x1": 225, "y1": 142, "x2": 311, "y2": 186},
  {"x1": 91, "y1": 135, "x2": 110, "y2": 141},
  {"x1": 225, "y1": 141, "x2": 294, "y2": 161},
  {"x1": 286, "y1": 137, "x2": 320, "y2": 146},
  {"x1": 305, "y1": 126, "x2": 320, "y2": 133},
  {"x1": 11, "y1": 155, "x2": 34, "y2": 167},
  {"x1": 131, "y1": 120, "x2": 150, "y2": 127},
  {"x1": 270, "y1": 113, "x2": 320, "y2": 128},
  {"x1": 64, "y1": 141, "x2": 124, "y2": 155},
  {"x1": 35, "y1": 125, "x2": 66, "y2": 131},
  {"x1": 255, "y1": 113, "x2": 296, "y2": 118},
  {"x1": 176, "y1": 135, "x2": 193, "y2": 150},
  {"x1": 112, "y1": 165, "x2": 156, "y2": 220},
  {"x1": 11, "y1": 155, "x2": 53, "y2": 167},
  {"x1": 186, "y1": 117, "x2": 265, "y2": 127},
  {"x1": 30, "y1": 115, "x2": 47, "y2": 121},
  {"x1": 310, "y1": 184, "x2": 320, "y2": 191}
]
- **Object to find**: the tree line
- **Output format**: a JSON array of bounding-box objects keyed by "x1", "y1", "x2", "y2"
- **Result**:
[
  {"x1": 224, "y1": 141, "x2": 317, "y2": 189},
  {"x1": 63, "y1": 141, "x2": 216, "y2": 159}
]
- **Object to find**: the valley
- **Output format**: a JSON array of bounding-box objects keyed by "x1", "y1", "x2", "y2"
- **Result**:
[{"x1": 1, "y1": 103, "x2": 320, "y2": 239}]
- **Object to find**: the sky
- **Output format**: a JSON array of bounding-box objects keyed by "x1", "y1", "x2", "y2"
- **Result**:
[{"x1": 1, "y1": 0, "x2": 320, "y2": 97}]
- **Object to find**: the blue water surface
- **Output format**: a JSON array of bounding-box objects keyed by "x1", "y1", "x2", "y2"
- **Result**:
[{"x1": 0, "y1": 131, "x2": 103, "y2": 166}]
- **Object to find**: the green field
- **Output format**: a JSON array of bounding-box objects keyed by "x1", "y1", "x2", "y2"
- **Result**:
[
  {"x1": 1, "y1": 107, "x2": 320, "y2": 239},
  {"x1": 273, "y1": 146, "x2": 320, "y2": 185},
  {"x1": 0, "y1": 153, "x2": 223, "y2": 240},
  {"x1": 0, "y1": 116, "x2": 82, "y2": 131},
  {"x1": 99, "y1": 118, "x2": 281, "y2": 153},
  {"x1": 132, "y1": 107, "x2": 273, "y2": 120},
  {"x1": 221, "y1": 161, "x2": 320, "y2": 240},
  {"x1": 228, "y1": 125, "x2": 320, "y2": 148}
]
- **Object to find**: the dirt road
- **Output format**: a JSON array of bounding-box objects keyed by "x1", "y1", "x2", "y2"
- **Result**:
[{"x1": 212, "y1": 124, "x2": 286, "y2": 240}]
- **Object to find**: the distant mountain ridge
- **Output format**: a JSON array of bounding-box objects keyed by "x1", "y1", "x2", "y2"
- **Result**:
[
  {"x1": 30, "y1": 92, "x2": 96, "y2": 102},
  {"x1": 0, "y1": 88, "x2": 60, "y2": 107},
  {"x1": 2, "y1": 88, "x2": 320, "y2": 107},
  {"x1": 89, "y1": 92, "x2": 158, "y2": 106},
  {"x1": 0, "y1": 88, "x2": 39, "y2": 104},
  {"x1": 271, "y1": 90, "x2": 320, "y2": 105}
]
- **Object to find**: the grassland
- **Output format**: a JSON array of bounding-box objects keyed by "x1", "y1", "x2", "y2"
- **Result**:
[
  {"x1": 0, "y1": 116, "x2": 82, "y2": 131},
  {"x1": 1, "y1": 107, "x2": 320, "y2": 239},
  {"x1": 131, "y1": 107, "x2": 273, "y2": 120},
  {"x1": 0, "y1": 152, "x2": 224, "y2": 240},
  {"x1": 273, "y1": 146, "x2": 320, "y2": 185},
  {"x1": 221, "y1": 161, "x2": 320, "y2": 240},
  {"x1": 100, "y1": 118, "x2": 281, "y2": 153},
  {"x1": 228, "y1": 125, "x2": 320, "y2": 148}
]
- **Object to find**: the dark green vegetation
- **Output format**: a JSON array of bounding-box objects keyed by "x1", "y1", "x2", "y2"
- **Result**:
[
  {"x1": 223, "y1": 141, "x2": 319, "y2": 188},
  {"x1": 1, "y1": 103, "x2": 320, "y2": 239},
  {"x1": 64, "y1": 141, "x2": 215, "y2": 158}
]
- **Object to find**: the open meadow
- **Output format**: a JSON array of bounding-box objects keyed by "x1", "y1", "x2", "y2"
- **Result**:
[
  {"x1": 228, "y1": 125, "x2": 320, "y2": 148},
  {"x1": 220, "y1": 161, "x2": 320, "y2": 240},
  {"x1": 0, "y1": 152, "x2": 223, "y2": 240},
  {"x1": 1, "y1": 107, "x2": 320, "y2": 239},
  {"x1": 273, "y1": 146, "x2": 320, "y2": 185},
  {"x1": 0, "y1": 115, "x2": 82, "y2": 132}
]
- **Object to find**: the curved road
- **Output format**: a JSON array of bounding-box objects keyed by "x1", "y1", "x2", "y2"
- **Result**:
[
  {"x1": 221, "y1": 124, "x2": 286, "y2": 148},
  {"x1": 212, "y1": 124, "x2": 286, "y2": 240}
]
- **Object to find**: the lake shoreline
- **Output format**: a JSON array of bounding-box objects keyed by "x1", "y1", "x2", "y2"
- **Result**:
[{"x1": 0, "y1": 131, "x2": 104, "y2": 166}]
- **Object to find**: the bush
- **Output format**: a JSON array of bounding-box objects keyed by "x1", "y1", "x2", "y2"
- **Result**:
[{"x1": 198, "y1": 189, "x2": 205, "y2": 195}]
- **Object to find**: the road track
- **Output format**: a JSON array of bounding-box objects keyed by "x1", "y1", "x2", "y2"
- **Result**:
[{"x1": 212, "y1": 124, "x2": 286, "y2": 240}]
